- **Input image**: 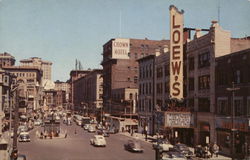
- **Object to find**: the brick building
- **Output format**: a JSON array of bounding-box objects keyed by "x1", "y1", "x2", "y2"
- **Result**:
[
  {"x1": 101, "y1": 38, "x2": 169, "y2": 117},
  {"x1": 215, "y1": 48, "x2": 250, "y2": 158}
]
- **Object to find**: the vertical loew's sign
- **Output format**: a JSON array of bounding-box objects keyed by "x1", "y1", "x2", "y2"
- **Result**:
[{"x1": 169, "y1": 5, "x2": 184, "y2": 100}]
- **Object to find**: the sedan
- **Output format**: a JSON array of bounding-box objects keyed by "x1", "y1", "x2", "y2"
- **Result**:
[
  {"x1": 90, "y1": 135, "x2": 106, "y2": 147},
  {"x1": 124, "y1": 140, "x2": 143, "y2": 153},
  {"x1": 88, "y1": 125, "x2": 96, "y2": 133},
  {"x1": 172, "y1": 143, "x2": 193, "y2": 158},
  {"x1": 152, "y1": 139, "x2": 173, "y2": 151},
  {"x1": 161, "y1": 151, "x2": 187, "y2": 160},
  {"x1": 18, "y1": 132, "x2": 30, "y2": 142}
]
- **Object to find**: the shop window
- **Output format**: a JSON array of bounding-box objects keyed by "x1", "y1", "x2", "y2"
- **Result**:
[
  {"x1": 217, "y1": 98, "x2": 229, "y2": 115},
  {"x1": 198, "y1": 75, "x2": 210, "y2": 90},
  {"x1": 198, "y1": 98, "x2": 210, "y2": 112}
]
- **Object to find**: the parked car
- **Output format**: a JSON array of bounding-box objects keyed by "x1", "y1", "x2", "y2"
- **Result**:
[
  {"x1": 88, "y1": 125, "x2": 96, "y2": 133},
  {"x1": 172, "y1": 143, "x2": 193, "y2": 158},
  {"x1": 34, "y1": 119, "x2": 42, "y2": 126},
  {"x1": 83, "y1": 124, "x2": 90, "y2": 130},
  {"x1": 17, "y1": 154, "x2": 27, "y2": 160},
  {"x1": 152, "y1": 139, "x2": 173, "y2": 151},
  {"x1": 124, "y1": 139, "x2": 143, "y2": 153},
  {"x1": 18, "y1": 132, "x2": 30, "y2": 142},
  {"x1": 90, "y1": 135, "x2": 106, "y2": 147},
  {"x1": 161, "y1": 151, "x2": 187, "y2": 160},
  {"x1": 97, "y1": 129, "x2": 110, "y2": 137}
]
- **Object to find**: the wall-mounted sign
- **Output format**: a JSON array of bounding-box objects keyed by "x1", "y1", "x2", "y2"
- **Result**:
[
  {"x1": 165, "y1": 112, "x2": 193, "y2": 128},
  {"x1": 112, "y1": 38, "x2": 130, "y2": 59},
  {"x1": 216, "y1": 117, "x2": 248, "y2": 132},
  {"x1": 169, "y1": 5, "x2": 184, "y2": 100}
]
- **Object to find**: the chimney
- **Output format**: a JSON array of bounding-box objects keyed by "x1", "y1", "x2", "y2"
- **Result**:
[
  {"x1": 194, "y1": 29, "x2": 202, "y2": 39},
  {"x1": 163, "y1": 45, "x2": 169, "y2": 53},
  {"x1": 155, "y1": 49, "x2": 161, "y2": 57}
]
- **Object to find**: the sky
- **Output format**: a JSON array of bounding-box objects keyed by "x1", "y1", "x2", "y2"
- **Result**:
[{"x1": 0, "y1": 0, "x2": 249, "y2": 81}]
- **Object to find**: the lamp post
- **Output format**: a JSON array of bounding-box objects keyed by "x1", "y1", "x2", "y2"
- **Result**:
[{"x1": 227, "y1": 82, "x2": 240, "y2": 160}]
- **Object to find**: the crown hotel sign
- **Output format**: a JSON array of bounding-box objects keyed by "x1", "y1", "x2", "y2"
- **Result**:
[
  {"x1": 112, "y1": 38, "x2": 130, "y2": 59},
  {"x1": 169, "y1": 6, "x2": 184, "y2": 100}
]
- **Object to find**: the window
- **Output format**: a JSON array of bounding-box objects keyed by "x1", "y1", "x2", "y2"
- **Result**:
[
  {"x1": 198, "y1": 98, "x2": 210, "y2": 112},
  {"x1": 127, "y1": 77, "x2": 131, "y2": 81},
  {"x1": 135, "y1": 53, "x2": 138, "y2": 59},
  {"x1": 189, "y1": 78, "x2": 194, "y2": 91},
  {"x1": 188, "y1": 98, "x2": 194, "y2": 111},
  {"x1": 164, "y1": 65, "x2": 169, "y2": 77},
  {"x1": 198, "y1": 75, "x2": 210, "y2": 90},
  {"x1": 165, "y1": 81, "x2": 169, "y2": 93},
  {"x1": 189, "y1": 57, "x2": 194, "y2": 71},
  {"x1": 233, "y1": 70, "x2": 242, "y2": 84},
  {"x1": 198, "y1": 52, "x2": 210, "y2": 68},
  {"x1": 217, "y1": 98, "x2": 229, "y2": 115},
  {"x1": 156, "y1": 66, "x2": 163, "y2": 78},
  {"x1": 217, "y1": 70, "x2": 228, "y2": 85},
  {"x1": 156, "y1": 83, "x2": 163, "y2": 94},
  {"x1": 247, "y1": 98, "x2": 250, "y2": 116},
  {"x1": 128, "y1": 52, "x2": 131, "y2": 58},
  {"x1": 234, "y1": 98, "x2": 243, "y2": 116},
  {"x1": 149, "y1": 64, "x2": 152, "y2": 77},
  {"x1": 134, "y1": 76, "x2": 138, "y2": 84},
  {"x1": 149, "y1": 83, "x2": 151, "y2": 94}
]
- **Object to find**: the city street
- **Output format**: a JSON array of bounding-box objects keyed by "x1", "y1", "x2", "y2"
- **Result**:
[{"x1": 18, "y1": 121, "x2": 154, "y2": 160}]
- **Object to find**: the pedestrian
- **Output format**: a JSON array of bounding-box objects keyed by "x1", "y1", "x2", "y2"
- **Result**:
[
  {"x1": 212, "y1": 142, "x2": 219, "y2": 157},
  {"x1": 65, "y1": 132, "x2": 67, "y2": 138}
]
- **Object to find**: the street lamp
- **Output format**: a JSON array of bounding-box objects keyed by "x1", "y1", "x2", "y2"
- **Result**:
[{"x1": 226, "y1": 82, "x2": 240, "y2": 160}]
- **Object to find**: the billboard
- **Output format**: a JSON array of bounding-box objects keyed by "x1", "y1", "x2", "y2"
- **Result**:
[
  {"x1": 169, "y1": 5, "x2": 184, "y2": 100},
  {"x1": 165, "y1": 112, "x2": 193, "y2": 128},
  {"x1": 112, "y1": 38, "x2": 130, "y2": 59}
]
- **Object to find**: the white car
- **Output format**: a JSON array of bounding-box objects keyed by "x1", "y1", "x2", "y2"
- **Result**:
[
  {"x1": 84, "y1": 124, "x2": 90, "y2": 130},
  {"x1": 152, "y1": 139, "x2": 173, "y2": 151},
  {"x1": 18, "y1": 132, "x2": 30, "y2": 142},
  {"x1": 161, "y1": 151, "x2": 187, "y2": 160},
  {"x1": 88, "y1": 125, "x2": 96, "y2": 133},
  {"x1": 90, "y1": 135, "x2": 106, "y2": 147},
  {"x1": 34, "y1": 120, "x2": 42, "y2": 126}
]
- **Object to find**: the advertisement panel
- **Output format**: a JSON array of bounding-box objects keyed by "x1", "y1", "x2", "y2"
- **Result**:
[
  {"x1": 169, "y1": 5, "x2": 184, "y2": 100},
  {"x1": 165, "y1": 112, "x2": 193, "y2": 128},
  {"x1": 112, "y1": 38, "x2": 130, "y2": 59},
  {"x1": 215, "y1": 117, "x2": 249, "y2": 132}
]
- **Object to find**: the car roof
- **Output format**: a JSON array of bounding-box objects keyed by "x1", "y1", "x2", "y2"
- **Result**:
[{"x1": 94, "y1": 135, "x2": 104, "y2": 138}]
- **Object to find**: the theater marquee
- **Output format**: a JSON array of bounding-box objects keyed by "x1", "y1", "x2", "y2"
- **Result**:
[
  {"x1": 112, "y1": 38, "x2": 130, "y2": 59},
  {"x1": 169, "y1": 5, "x2": 184, "y2": 100}
]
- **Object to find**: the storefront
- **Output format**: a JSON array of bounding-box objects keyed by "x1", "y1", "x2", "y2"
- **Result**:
[{"x1": 216, "y1": 117, "x2": 249, "y2": 158}]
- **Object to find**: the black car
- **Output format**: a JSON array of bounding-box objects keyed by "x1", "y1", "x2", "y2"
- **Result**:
[
  {"x1": 172, "y1": 143, "x2": 193, "y2": 158},
  {"x1": 124, "y1": 140, "x2": 143, "y2": 153}
]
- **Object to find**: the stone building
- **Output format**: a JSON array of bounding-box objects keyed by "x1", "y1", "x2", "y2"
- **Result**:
[
  {"x1": 3, "y1": 66, "x2": 42, "y2": 112},
  {"x1": 20, "y1": 57, "x2": 52, "y2": 81},
  {"x1": 0, "y1": 52, "x2": 15, "y2": 68}
]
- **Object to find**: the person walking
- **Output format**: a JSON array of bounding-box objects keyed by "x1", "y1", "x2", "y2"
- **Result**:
[{"x1": 212, "y1": 142, "x2": 219, "y2": 157}]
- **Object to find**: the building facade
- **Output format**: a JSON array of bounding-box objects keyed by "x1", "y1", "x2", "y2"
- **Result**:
[
  {"x1": 0, "y1": 52, "x2": 15, "y2": 68},
  {"x1": 101, "y1": 38, "x2": 169, "y2": 117},
  {"x1": 20, "y1": 57, "x2": 52, "y2": 81},
  {"x1": 215, "y1": 48, "x2": 250, "y2": 158},
  {"x1": 3, "y1": 66, "x2": 43, "y2": 112}
]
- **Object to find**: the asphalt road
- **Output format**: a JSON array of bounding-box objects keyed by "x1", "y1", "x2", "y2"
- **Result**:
[{"x1": 18, "y1": 121, "x2": 155, "y2": 160}]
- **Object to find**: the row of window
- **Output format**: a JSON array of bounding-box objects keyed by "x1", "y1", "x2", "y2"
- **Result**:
[
  {"x1": 188, "y1": 51, "x2": 210, "y2": 71},
  {"x1": 217, "y1": 69, "x2": 250, "y2": 85},
  {"x1": 140, "y1": 64, "x2": 153, "y2": 79},
  {"x1": 13, "y1": 72, "x2": 36, "y2": 78},
  {"x1": 139, "y1": 83, "x2": 152, "y2": 95},
  {"x1": 138, "y1": 99, "x2": 153, "y2": 112},
  {"x1": 188, "y1": 75, "x2": 210, "y2": 91},
  {"x1": 156, "y1": 65, "x2": 169, "y2": 78}
]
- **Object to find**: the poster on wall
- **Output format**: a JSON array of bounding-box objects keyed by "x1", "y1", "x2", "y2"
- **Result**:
[{"x1": 169, "y1": 5, "x2": 184, "y2": 100}]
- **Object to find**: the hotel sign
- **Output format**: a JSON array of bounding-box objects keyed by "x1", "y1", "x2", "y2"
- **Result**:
[
  {"x1": 112, "y1": 38, "x2": 130, "y2": 59},
  {"x1": 169, "y1": 5, "x2": 184, "y2": 99},
  {"x1": 165, "y1": 112, "x2": 193, "y2": 128}
]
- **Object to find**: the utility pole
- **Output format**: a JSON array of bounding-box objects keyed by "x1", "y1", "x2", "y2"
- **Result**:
[{"x1": 227, "y1": 82, "x2": 240, "y2": 160}]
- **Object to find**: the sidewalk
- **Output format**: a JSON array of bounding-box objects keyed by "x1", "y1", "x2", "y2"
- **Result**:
[{"x1": 119, "y1": 132, "x2": 232, "y2": 160}]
